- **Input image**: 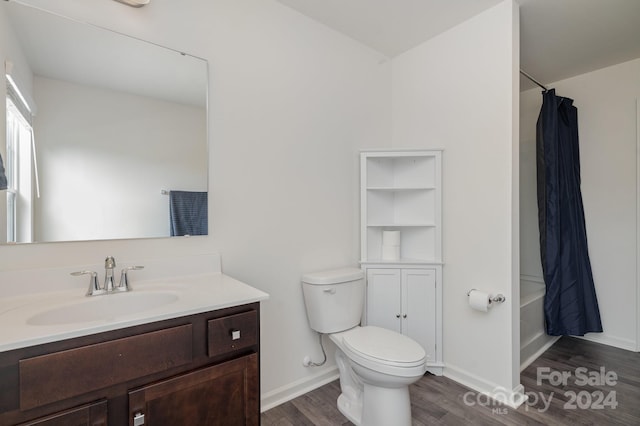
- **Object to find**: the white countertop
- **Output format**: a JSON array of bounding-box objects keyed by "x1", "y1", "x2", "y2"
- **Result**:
[{"x1": 0, "y1": 273, "x2": 269, "y2": 352}]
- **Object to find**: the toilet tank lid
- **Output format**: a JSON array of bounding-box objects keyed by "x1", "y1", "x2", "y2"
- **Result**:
[{"x1": 302, "y1": 268, "x2": 364, "y2": 285}]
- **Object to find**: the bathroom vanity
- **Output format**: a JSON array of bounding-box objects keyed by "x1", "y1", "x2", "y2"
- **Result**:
[{"x1": 0, "y1": 270, "x2": 268, "y2": 426}]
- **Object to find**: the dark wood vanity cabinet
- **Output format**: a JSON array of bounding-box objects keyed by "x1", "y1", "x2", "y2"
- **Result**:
[
  {"x1": 0, "y1": 303, "x2": 260, "y2": 426},
  {"x1": 129, "y1": 354, "x2": 257, "y2": 426}
]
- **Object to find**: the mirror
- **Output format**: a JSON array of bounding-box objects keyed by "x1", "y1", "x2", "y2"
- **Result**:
[{"x1": 1, "y1": 1, "x2": 208, "y2": 244}]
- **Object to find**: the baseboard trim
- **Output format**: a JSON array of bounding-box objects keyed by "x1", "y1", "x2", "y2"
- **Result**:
[
  {"x1": 520, "y1": 274, "x2": 544, "y2": 284},
  {"x1": 426, "y1": 362, "x2": 445, "y2": 376},
  {"x1": 261, "y1": 367, "x2": 339, "y2": 412},
  {"x1": 444, "y1": 364, "x2": 527, "y2": 408},
  {"x1": 577, "y1": 333, "x2": 638, "y2": 352}
]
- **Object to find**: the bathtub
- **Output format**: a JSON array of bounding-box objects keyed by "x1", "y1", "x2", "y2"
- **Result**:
[{"x1": 520, "y1": 277, "x2": 560, "y2": 370}]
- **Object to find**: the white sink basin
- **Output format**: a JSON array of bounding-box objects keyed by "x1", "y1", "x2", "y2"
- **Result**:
[{"x1": 26, "y1": 291, "x2": 179, "y2": 326}]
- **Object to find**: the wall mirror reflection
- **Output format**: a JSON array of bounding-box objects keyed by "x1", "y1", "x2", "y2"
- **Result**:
[{"x1": 0, "y1": 1, "x2": 209, "y2": 244}]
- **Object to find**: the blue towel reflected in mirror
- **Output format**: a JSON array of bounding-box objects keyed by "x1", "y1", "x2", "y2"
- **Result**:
[
  {"x1": 169, "y1": 190, "x2": 208, "y2": 236},
  {"x1": 0, "y1": 154, "x2": 8, "y2": 190}
]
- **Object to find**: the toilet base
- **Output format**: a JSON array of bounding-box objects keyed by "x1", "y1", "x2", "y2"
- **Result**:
[
  {"x1": 336, "y1": 382, "x2": 412, "y2": 426},
  {"x1": 361, "y1": 383, "x2": 411, "y2": 426},
  {"x1": 337, "y1": 393, "x2": 362, "y2": 425}
]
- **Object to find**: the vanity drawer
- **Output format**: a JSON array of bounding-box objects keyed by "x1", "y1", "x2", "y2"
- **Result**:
[
  {"x1": 19, "y1": 324, "x2": 193, "y2": 410},
  {"x1": 208, "y1": 310, "x2": 258, "y2": 357},
  {"x1": 16, "y1": 399, "x2": 107, "y2": 426}
]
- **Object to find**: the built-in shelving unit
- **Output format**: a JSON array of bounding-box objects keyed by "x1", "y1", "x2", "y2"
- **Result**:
[
  {"x1": 360, "y1": 149, "x2": 444, "y2": 375},
  {"x1": 360, "y1": 150, "x2": 442, "y2": 263}
]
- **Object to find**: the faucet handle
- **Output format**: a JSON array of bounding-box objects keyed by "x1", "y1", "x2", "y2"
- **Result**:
[
  {"x1": 117, "y1": 266, "x2": 144, "y2": 292},
  {"x1": 71, "y1": 270, "x2": 105, "y2": 296},
  {"x1": 105, "y1": 256, "x2": 116, "y2": 269}
]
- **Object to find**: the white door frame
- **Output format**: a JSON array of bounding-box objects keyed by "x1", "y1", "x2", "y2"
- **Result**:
[{"x1": 636, "y1": 98, "x2": 640, "y2": 351}]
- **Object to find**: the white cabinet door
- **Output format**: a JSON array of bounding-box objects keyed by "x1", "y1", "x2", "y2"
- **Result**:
[
  {"x1": 366, "y1": 268, "x2": 437, "y2": 361},
  {"x1": 402, "y1": 269, "x2": 436, "y2": 361},
  {"x1": 366, "y1": 269, "x2": 401, "y2": 333}
]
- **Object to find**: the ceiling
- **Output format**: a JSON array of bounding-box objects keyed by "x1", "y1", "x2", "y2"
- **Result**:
[
  {"x1": 7, "y1": 1, "x2": 640, "y2": 95},
  {"x1": 5, "y1": 1, "x2": 207, "y2": 108},
  {"x1": 276, "y1": 0, "x2": 640, "y2": 91}
]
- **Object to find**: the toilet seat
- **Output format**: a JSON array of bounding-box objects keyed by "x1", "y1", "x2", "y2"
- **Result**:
[{"x1": 340, "y1": 326, "x2": 426, "y2": 377}]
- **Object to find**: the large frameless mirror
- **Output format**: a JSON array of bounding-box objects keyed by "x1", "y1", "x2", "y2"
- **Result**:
[{"x1": 0, "y1": 1, "x2": 208, "y2": 244}]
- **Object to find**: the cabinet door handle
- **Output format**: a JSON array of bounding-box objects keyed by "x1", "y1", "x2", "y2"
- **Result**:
[
  {"x1": 403, "y1": 314, "x2": 407, "y2": 318},
  {"x1": 396, "y1": 314, "x2": 401, "y2": 318}
]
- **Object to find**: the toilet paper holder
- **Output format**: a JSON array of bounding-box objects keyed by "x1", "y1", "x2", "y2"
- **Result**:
[{"x1": 467, "y1": 289, "x2": 506, "y2": 304}]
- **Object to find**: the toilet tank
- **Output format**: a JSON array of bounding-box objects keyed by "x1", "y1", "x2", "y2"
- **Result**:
[{"x1": 302, "y1": 267, "x2": 365, "y2": 334}]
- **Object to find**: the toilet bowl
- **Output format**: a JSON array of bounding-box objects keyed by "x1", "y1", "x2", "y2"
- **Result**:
[
  {"x1": 330, "y1": 326, "x2": 426, "y2": 425},
  {"x1": 301, "y1": 268, "x2": 427, "y2": 426}
]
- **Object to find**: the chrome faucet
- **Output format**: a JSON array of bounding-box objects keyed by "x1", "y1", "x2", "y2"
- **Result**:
[
  {"x1": 71, "y1": 256, "x2": 144, "y2": 296},
  {"x1": 104, "y1": 256, "x2": 116, "y2": 292}
]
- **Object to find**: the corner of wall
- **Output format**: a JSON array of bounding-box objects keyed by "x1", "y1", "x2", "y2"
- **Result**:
[
  {"x1": 509, "y1": 0, "x2": 522, "y2": 392},
  {"x1": 390, "y1": 0, "x2": 522, "y2": 402}
]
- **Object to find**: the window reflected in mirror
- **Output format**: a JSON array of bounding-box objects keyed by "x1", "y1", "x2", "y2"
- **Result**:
[{"x1": 5, "y1": 77, "x2": 35, "y2": 243}]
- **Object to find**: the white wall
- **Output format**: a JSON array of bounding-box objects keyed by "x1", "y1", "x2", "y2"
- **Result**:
[
  {"x1": 0, "y1": 0, "x2": 391, "y2": 405},
  {"x1": 2, "y1": 0, "x2": 529, "y2": 409},
  {"x1": 33, "y1": 76, "x2": 206, "y2": 242},
  {"x1": 203, "y1": 3, "x2": 391, "y2": 406},
  {"x1": 520, "y1": 58, "x2": 640, "y2": 351},
  {"x1": 391, "y1": 0, "x2": 523, "y2": 403},
  {"x1": 2, "y1": 7, "x2": 35, "y2": 109}
]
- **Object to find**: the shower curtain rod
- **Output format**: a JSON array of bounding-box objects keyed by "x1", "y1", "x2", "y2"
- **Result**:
[{"x1": 520, "y1": 69, "x2": 549, "y2": 91}]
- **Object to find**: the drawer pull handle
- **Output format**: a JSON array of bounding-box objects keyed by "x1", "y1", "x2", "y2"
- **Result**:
[
  {"x1": 231, "y1": 329, "x2": 241, "y2": 340},
  {"x1": 133, "y1": 412, "x2": 145, "y2": 426}
]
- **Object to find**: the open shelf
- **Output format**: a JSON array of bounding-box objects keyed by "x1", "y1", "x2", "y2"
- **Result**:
[
  {"x1": 366, "y1": 155, "x2": 437, "y2": 188},
  {"x1": 366, "y1": 186, "x2": 437, "y2": 191},
  {"x1": 361, "y1": 150, "x2": 442, "y2": 263}
]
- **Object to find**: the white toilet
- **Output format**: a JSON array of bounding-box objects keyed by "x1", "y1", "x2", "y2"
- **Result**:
[{"x1": 302, "y1": 267, "x2": 427, "y2": 426}]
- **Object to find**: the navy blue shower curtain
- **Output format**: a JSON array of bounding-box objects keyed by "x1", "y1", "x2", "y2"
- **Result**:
[{"x1": 536, "y1": 89, "x2": 602, "y2": 336}]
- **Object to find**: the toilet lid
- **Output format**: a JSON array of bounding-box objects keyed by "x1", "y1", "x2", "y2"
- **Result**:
[{"x1": 342, "y1": 326, "x2": 426, "y2": 367}]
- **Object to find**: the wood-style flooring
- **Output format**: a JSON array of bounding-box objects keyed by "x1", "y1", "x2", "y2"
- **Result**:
[{"x1": 261, "y1": 337, "x2": 640, "y2": 425}]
